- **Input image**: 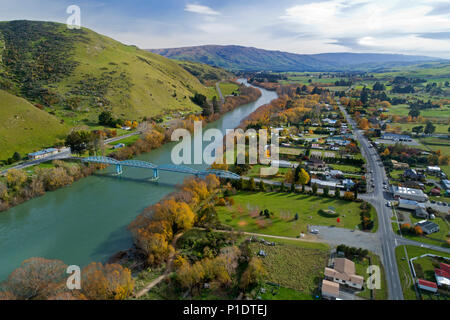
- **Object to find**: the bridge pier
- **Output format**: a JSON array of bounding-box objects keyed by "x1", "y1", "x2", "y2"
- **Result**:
[
  {"x1": 116, "y1": 165, "x2": 123, "y2": 175},
  {"x1": 152, "y1": 169, "x2": 159, "y2": 181}
]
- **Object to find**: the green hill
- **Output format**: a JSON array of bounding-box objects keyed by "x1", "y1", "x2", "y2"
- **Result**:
[
  {"x1": 174, "y1": 60, "x2": 232, "y2": 83},
  {"x1": 0, "y1": 20, "x2": 216, "y2": 127},
  {"x1": 149, "y1": 45, "x2": 441, "y2": 72},
  {"x1": 0, "y1": 89, "x2": 69, "y2": 160}
]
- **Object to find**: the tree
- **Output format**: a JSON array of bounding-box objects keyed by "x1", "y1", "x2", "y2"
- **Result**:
[
  {"x1": 312, "y1": 183, "x2": 318, "y2": 195},
  {"x1": 65, "y1": 131, "x2": 94, "y2": 155},
  {"x1": 259, "y1": 180, "x2": 265, "y2": 191},
  {"x1": 279, "y1": 182, "x2": 285, "y2": 192},
  {"x1": 294, "y1": 213, "x2": 299, "y2": 220},
  {"x1": 12, "y1": 152, "x2": 21, "y2": 162},
  {"x1": 0, "y1": 258, "x2": 71, "y2": 300},
  {"x1": 290, "y1": 182, "x2": 296, "y2": 193},
  {"x1": 298, "y1": 169, "x2": 310, "y2": 186},
  {"x1": 212, "y1": 96, "x2": 220, "y2": 114},
  {"x1": 412, "y1": 125, "x2": 423, "y2": 136},
  {"x1": 98, "y1": 111, "x2": 113, "y2": 126},
  {"x1": 6, "y1": 169, "x2": 27, "y2": 190},
  {"x1": 239, "y1": 257, "x2": 267, "y2": 290},
  {"x1": 424, "y1": 121, "x2": 436, "y2": 135},
  {"x1": 81, "y1": 262, "x2": 134, "y2": 300},
  {"x1": 323, "y1": 186, "x2": 330, "y2": 197},
  {"x1": 248, "y1": 178, "x2": 256, "y2": 191}
]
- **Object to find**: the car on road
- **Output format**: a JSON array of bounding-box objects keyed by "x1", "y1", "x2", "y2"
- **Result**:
[
  {"x1": 387, "y1": 201, "x2": 391, "y2": 207},
  {"x1": 431, "y1": 200, "x2": 436, "y2": 204},
  {"x1": 310, "y1": 229, "x2": 319, "y2": 234}
]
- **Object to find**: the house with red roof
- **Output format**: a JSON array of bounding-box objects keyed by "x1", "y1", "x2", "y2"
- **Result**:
[
  {"x1": 417, "y1": 279, "x2": 438, "y2": 293},
  {"x1": 435, "y1": 263, "x2": 450, "y2": 287}
]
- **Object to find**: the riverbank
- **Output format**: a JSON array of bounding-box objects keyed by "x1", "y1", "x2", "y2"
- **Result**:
[
  {"x1": 0, "y1": 80, "x2": 278, "y2": 281},
  {"x1": 0, "y1": 82, "x2": 261, "y2": 214}
]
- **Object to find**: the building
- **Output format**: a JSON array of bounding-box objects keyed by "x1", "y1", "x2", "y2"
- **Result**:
[
  {"x1": 397, "y1": 199, "x2": 425, "y2": 211},
  {"x1": 417, "y1": 279, "x2": 438, "y2": 293},
  {"x1": 342, "y1": 179, "x2": 355, "y2": 190},
  {"x1": 27, "y1": 148, "x2": 59, "y2": 160},
  {"x1": 427, "y1": 166, "x2": 442, "y2": 174},
  {"x1": 391, "y1": 160, "x2": 409, "y2": 170},
  {"x1": 435, "y1": 263, "x2": 450, "y2": 287},
  {"x1": 381, "y1": 133, "x2": 412, "y2": 142},
  {"x1": 113, "y1": 143, "x2": 125, "y2": 150},
  {"x1": 391, "y1": 186, "x2": 428, "y2": 202},
  {"x1": 415, "y1": 207, "x2": 429, "y2": 219},
  {"x1": 311, "y1": 179, "x2": 339, "y2": 190},
  {"x1": 321, "y1": 280, "x2": 340, "y2": 300},
  {"x1": 307, "y1": 158, "x2": 326, "y2": 170},
  {"x1": 270, "y1": 160, "x2": 298, "y2": 168},
  {"x1": 324, "y1": 258, "x2": 364, "y2": 290},
  {"x1": 416, "y1": 220, "x2": 440, "y2": 235},
  {"x1": 442, "y1": 180, "x2": 450, "y2": 190},
  {"x1": 403, "y1": 169, "x2": 424, "y2": 181}
]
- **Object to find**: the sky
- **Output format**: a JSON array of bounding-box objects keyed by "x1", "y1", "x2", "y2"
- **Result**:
[{"x1": 1, "y1": 0, "x2": 450, "y2": 58}]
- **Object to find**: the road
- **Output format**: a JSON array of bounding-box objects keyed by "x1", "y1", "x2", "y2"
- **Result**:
[
  {"x1": 0, "y1": 131, "x2": 142, "y2": 176},
  {"x1": 0, "y1": 148, "x2": 72, "y2": 175},
  {"x1": 339, "y1": 103, "x2": 405, "y2": 300},
  {"x1": 216, "y1": 81, "x2": 225, "y2": 104}
]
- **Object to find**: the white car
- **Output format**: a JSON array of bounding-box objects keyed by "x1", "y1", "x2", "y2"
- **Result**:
[
  {"x1": 387, "y1": 202, "x2": 391, "y2": 207},
  {"x1": 310, "y1": 229, "x2": 320, "y2": 234}
]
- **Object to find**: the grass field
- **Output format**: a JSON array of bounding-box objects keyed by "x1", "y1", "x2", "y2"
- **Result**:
[
  {"x1": 245, "y1": 165, "x2": 291, "y2": 182},
  {"x1": 0, "y1": 89, "x2": 69, "y2": 161},
  {"x1": 354, "y1": 252, "x2": 389, "y2": 300},
  {"x1": 249, "y1": 239, "x2": 329, "y2": 298},
  {"x1": 328, "y1": 163, "x2": 363, "y2": 174},
  {"x1": 395, "y1": 245, "x2": 450, "y2": 300},
  {"x1": 219, "y1": 82, "x2": 239, "y2": 96},
  {"x1": 388, "y1": 104, "x2": 450, "y2": 119},
  {"x1": 388, "y1": 122, "x2": 449, "y2": 134},
  {"x1": 217, "y1": 191, "x2": 375, "y2": 236}
]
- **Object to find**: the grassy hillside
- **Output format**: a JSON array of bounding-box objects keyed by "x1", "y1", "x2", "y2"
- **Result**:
[
  {"x1": 0, "y1": 20, "x2": 217, "y2": 127},
  {"x1": 174, "y1": 60, "x2": 232, "y2": 83},
  {"x1": 0, "y1": 89, "x2": 69, "y2": 160}
]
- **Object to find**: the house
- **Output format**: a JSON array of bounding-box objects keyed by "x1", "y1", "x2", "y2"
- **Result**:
[
  {"x1": 430, "y1": 188, "x2": 441, "y2": 196},
  {"x1": 427, "y1": 166, "x2": 442, "y2": 175},
  {"x1": 113, "y1": 143, "x2": 125, "y2": 150},
  {"x1": 416, "y1": 220, "x2": 440, "y2": 235},
  {"x1": 324, "y1": 258, "x2": 364, "y2": 290},
  {"x1": 415, "y1": 207, "x2": 429, "y2": 219},
  {"x1": 311, "y1": 179, "x2": 339, "y2": 190},
  {"x1": 307, "y1": 158, "x2": 326, "y2": 170},
  {"x1": 381, "y1": 133, "x2": 412, "y2": 142},
  {"x1": 391, "y1": 186, "x2": 428, "y2": 202},
  {"x1": 442, "y1": 180, "x2": 450, "y2": 190},
  {"x1": 417, "y1": 279, "x2": 438, "y2": 293},
  {"x1": 321, "y1": 280, "x2": 340, "y2": 300},
  {"x1": 271, "y1": 160, "x2": 298, "y2": 168},
  {"x1": 27, "y1": 148, "x2": 59, "y2": 160},
  {"x1": 397, "y1": 199, "x2": 425, "y2": 211},
  {"x1": 391, "y1": 160, "x2": 409, "y2": 170},
  {"x1": 435, "y1": 263, "x2": 450, "y2": 287},
  {"x1": 403, "y1": 169, "x2": 424, "y2": 181},
  {"x1": 342, "y1": 179, "x2": 355, "y2": 190}
]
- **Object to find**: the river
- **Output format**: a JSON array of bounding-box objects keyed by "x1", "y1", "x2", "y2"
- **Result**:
[{"x1": 0, "y1": 80, "x2": 277, "y2": 280}]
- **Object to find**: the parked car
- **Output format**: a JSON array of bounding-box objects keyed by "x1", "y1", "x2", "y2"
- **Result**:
[{"x1": 310, "y1": 229, "x2": 319, "y2": 234}]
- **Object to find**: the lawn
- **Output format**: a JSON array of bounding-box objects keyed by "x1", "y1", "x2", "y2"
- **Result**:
[
  {"x1": 328, "y1": 163, "x2": 364, "y2": 174},
  {"x1": 279, "y1": 147, "x2": 303, "y2": 156},
  {"x1": 249, "y1": 239, "x2": 329, "y2": 298},
  {"x1": 388, "y1": 104, "x2": 450, "y2": 118},
  {"x1": 388, "y1": 122, "x2": 449, "y2": 134},
  {"x1": 245, "y1": 165, "x2": 291, "y2": 182},
  {"x1": 354, "y1": 252, "x2": 389, "y2": 300},
  {"x1": 395, "y1": 245, "x2": 450, "y2": 300},
  {"x1": 216, "y1": 191, "x2": 376, "y2": 236}
]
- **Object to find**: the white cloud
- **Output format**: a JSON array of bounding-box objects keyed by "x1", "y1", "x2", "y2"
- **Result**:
[{"x1": 185, "y1": 4, "x2": 220, "y2": 15}]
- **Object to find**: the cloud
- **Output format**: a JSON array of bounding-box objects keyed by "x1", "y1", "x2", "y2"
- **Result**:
[{"x1": 185, "y1": 4, "x2": 220, "y2": 15}]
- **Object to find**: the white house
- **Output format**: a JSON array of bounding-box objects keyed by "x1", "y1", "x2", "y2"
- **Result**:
[{"x1": 324, "y1": 258, "x2": 364, "y2": 290}]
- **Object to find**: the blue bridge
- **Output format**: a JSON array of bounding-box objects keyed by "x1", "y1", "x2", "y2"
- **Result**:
[{"x1": 82, "y1": 156, "x2": 241, "y2": 180}]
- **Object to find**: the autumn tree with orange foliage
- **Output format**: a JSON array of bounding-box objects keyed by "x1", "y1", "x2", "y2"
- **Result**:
[{"x1": 81, "y1": 262, "x2": 134, "y2": 300}]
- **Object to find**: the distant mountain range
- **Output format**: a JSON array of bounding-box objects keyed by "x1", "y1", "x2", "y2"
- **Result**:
[{"x1": 149, "y1": 45, "x2": 442, "y2": 72}]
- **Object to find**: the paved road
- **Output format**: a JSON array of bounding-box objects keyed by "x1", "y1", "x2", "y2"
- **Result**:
[
  {"x1": 216, "y1": 81, "x2": 225, "y2": 104},
  {"x1": 0, "y1": 148, "x2": 72, "y2": 175},
  {"x1": 339, "y1": 103, "x2": 405, "y2": 300}
]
